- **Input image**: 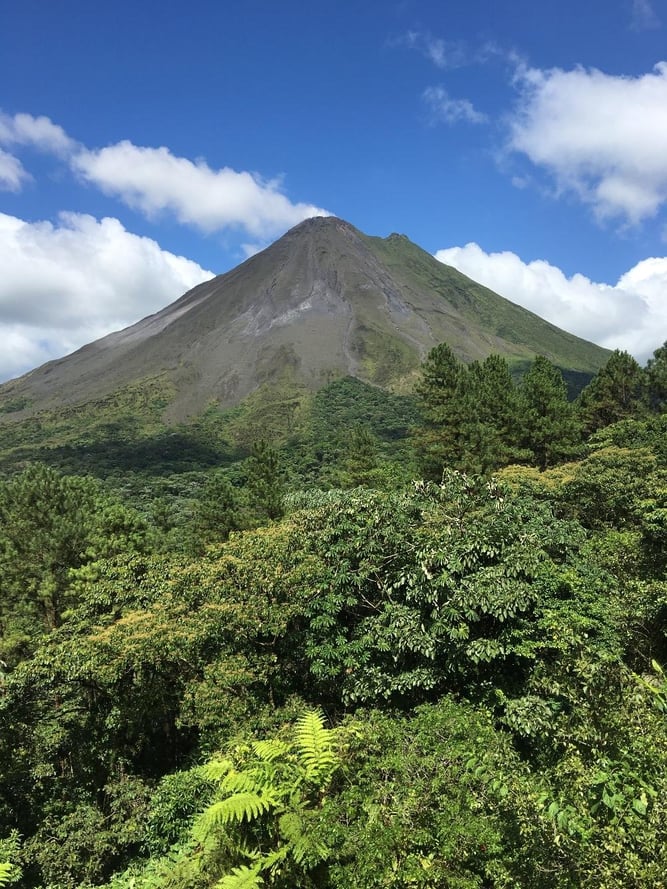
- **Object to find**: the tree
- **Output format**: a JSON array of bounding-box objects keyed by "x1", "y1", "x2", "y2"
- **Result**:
[
  {"x1": 518, "y1": 356, "x2": 581, "y2": 469},
  {"x1": 578, "y1": 350, "x2": 647, "y2": 433},
  {"x1": 646, "y1": 340, "x2": 667, "y2": 413},
  {"x1": 413, "y1": 344, "x2": 470, "y2": 478},
  {"x1": 245, "y1": 441, "x2": 285, "y2": 521},
  {"x1": 463, "y1": 354, "x2": 521, "y2": 472},
  {"x1": 0, "y1": 464, "x2": 149, "y2": 666},
  {"x1": 191, "y1": 471, "x2": 244, "y2": 551}
]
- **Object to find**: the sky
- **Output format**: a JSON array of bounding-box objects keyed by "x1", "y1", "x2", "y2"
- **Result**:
[{"x1": 2, "y1": 0, "x2": 667, "y2": 381}]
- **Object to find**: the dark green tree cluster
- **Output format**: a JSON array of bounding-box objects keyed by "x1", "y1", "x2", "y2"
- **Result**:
[
  {"x1": 414, "y1": 346, "x2": 581, "y2": 476},
  {"x1": 0, "y1": 464, "x2": 149, "y2": 667},
  {"x1": 415, "y1": 340, "x2": 667, "y2": 479}
]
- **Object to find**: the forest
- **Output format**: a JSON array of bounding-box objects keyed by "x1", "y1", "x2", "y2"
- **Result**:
[{"x1": 0, "y1": 343, "x2": 666, "y2": 888}]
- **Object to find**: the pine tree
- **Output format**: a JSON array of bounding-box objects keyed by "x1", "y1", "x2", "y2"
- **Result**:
[
  {"x1": 192, "y1": 472, "x2": 243, "y2": 549},
  {"x1": 578, "y1": 350, "x2": 647, "y2": 433},
  {"x1": 518, "y1": 356, "x2": 581, "y2": 470},
  {"x1": 413, "y1": 344, "x2": 470, "y2": 479},
  {"x1": 245, "y1": 440, "x2": 285, "y2": 521},
  {"x1": 646, "y1": 341, "x2": 667, "y2": 413},
  {"x1": 464, "y1": 355, "x2": 521, "y2": 472}
]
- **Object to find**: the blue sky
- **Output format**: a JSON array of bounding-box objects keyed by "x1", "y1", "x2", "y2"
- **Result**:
[{"x1": 1, "y1": 0, "x2": 667, "y2": 380}]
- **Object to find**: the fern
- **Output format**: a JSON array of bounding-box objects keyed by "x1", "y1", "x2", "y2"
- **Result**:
[
  {"x1": 216, "y1": 862, "x2": 263, "y2": 889},
  {"x1": 197, "y1": 792, "x2": 276, "y2": 832},
  {"x1": 251, "y1": 739, "x2": 289, "y2": 762},
  {"x1": 220, "y1": 768, "x2": 274, "y2": 795},
  {"x1": 279, "y1": 812, "x2": 330, "y2": 866},
  {"x1": 182, "y1": 709, "x2": 342, "y2": 889},
  {"x1": 0, "y1": 864, "x2": 11, "y2": 887},
  {"x1": 202, "y1": 758, "x2": 235, "y2": 781},
  {"x1": 295, "y1": 710, "x2": 336, "y2": 781}
]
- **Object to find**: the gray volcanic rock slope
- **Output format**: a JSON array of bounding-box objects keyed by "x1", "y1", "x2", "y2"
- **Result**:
[{"x1": 0, "y1": 217, "x2": 609, "y2": 421}]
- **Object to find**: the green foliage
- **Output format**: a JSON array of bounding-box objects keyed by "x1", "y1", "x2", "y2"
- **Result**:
[
  {"x1": 517, "y1": 355, "x2": 582, "y2": 469},
  {"x1": 290, "y1": 473, "x2": 600, "y2": 711},
  {"x1": 578, "y1": 349, "x2": 647, "y2": 433},
  {"x1": 0, "y1": 463, "x2": 149, "y2": 666},
  {"x1": 413, "y1": 348, "x2": 582, "y2": 476},
  {"x1": 143, "y1": 710, "x2": 343, "y2": 889},
  {"x1": 189, "y1": 471, "x2": 245, "y2": 552},
  {"x1": 317, "y1": 699, "x2": 516, "y2": 889},
  {"x1": 646, "y1": 339, "x2": 667, "y2": 412},
  {"x1": 3, "y1": 350, "x2": 667, "y2": 888},
  {"x1": 244, "y1": 440, "x2": 285, "y2": 521},
  {"x1": 0, "y1": 833, "x2": 21, "y2": 886}
]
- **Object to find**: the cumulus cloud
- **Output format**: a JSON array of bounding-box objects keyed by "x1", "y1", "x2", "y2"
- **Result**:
[
  {"x1": 72, "y1": 141, "x2": 329, "y2": 239},
  {"x1": 0, "y1": 148, "x2": 28, "y2": 191},
  {"x1": 0, "y1": 212, "x2": 214, "y2": 381},
  {"x1": 0, "y1": 111, "x2": 328, "y2": 238},
  {"x1": 423, "y1": 86, "x2": 487, "y2": 125},
  {"x1": 0, "y1": 111, "x2": 76, "y2": 156},
  {"x1": 508, "y1": 62, "x2": 667, "y2": 223},
  {"x1": 435, "y1": 242, "x2": 667, "y2": 362}
]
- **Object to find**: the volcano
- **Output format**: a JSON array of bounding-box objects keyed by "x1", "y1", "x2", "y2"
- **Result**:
[{"x1": 0, "y1": 217, "x2": 608, "y2": 423}]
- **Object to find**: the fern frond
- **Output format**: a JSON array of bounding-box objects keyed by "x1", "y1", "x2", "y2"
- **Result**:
[
  {"x1": 197, "y1": 792, "x2": 276, "y2": 832},
  {"x1": 291, "y1": 834, "x2": 331, "y2": 866},
  {"x1": 278, "y1": 811, "x2": 303, "y2": 842},
  {"x1": 201, "y1": 758, "x2": 235, "y2": 782},
  {"x1": 219, "y1": 768, "x2": 272, "y2": 795},
  {"x1": 215, "y1": 862, "x2": 263, "y2": 889},
  {"x1": 251, "y1": 739, "x2": 289, "y2": 762},
  {"x1": 278, "y1": 812, "x2": 330, "y2": 866},
  {"x1": 258, "y1": 845, "x2": 289, "y2": 872},
  {"x1": 295, "y1": 710, "x2": 337, "y2": 780},
  {"x1": 0, "y1": 864, "x2": 11, "y2": 887}
]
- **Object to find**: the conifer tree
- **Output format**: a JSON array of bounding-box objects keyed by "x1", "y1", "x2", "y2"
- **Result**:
[
  {"x1": 245, "y1": 440, "x2": 285, "y2": 521},
  {"x1": 414, "y1": 344, "x2": 469, "y2": 479},
  {"x1": 518, "y1": 356, "x2": 581, "y2": 469},
  {"x1": 192, "y1": 472, "x2": 243, "y2": 549},
  {"x1": 465, "y1": 354, "x2": 521, "y2": 472},
  {"x1": 646, "y1": 340, "x2": 667, "y2": 413},
  {"x1": 578, "y1": 349, "x2": 647, "y2": 433}
]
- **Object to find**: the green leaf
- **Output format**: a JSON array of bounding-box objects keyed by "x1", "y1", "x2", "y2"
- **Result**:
[
  {"x1": 198, "y1": 791, "x2": 275, "y2": 830},
  {"x1": 216, "y1": 863, "x2": 263, "y2": 889}
]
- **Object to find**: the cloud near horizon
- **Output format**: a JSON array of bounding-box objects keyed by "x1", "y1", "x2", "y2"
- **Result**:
[
  {"x1": 508, "y1": 61, "x2": 667, "y2": 224},
  {"x1": 0, "y1": 211, "x2": 213, "y2": 382},
  {"x1": 435, "y1": 242, "x2": 667, "y2": 362}
]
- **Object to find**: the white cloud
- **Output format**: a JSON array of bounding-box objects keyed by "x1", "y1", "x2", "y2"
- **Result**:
[
  {"x1": 631, "y1": 0, "x2": 660, "y2": 30},
  {"x1": 0, "y1": 148, "x2": 28, "y2": 191},
  {"x1": 0, "y1": 212, "x2": 213, "y2": 381},
  {"x1": 435, "y1": 242, "x2": 667, "y2": 362},
  {"x1": 0, "y1": 111, "x2": 76, "y2": 156},
  {"x1": 423, "y1": 86, "x2": 487, "y2": 125},
  {"x1": 0, "y1": 111, "x2": 329, "y2": 239},
  {"x1": 508, "y1": 61, "x2": 667, "y2": 223},
  {"x1": 402, "y1": 31, "x2": 468, "y2": 69},
  {"x1": 72, "y1": 141, "x2": 329, "y2": 239}
]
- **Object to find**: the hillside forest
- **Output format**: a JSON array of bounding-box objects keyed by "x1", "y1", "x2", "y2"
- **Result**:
[{"x1": 0, "y1": 343, "x2": 667, "y2": 888}]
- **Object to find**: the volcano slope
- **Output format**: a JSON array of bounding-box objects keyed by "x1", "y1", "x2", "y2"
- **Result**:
[{"x1": 0, "y1": 216, "x2": 608, "y2": 460}]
